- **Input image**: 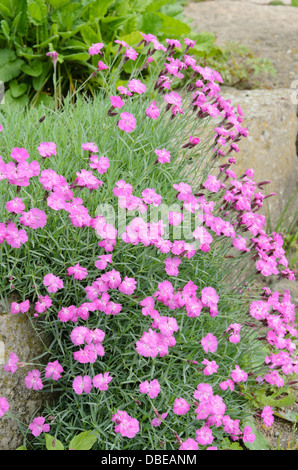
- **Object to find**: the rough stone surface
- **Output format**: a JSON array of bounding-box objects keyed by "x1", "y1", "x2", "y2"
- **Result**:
[
  {"x1": 0, "y1": 294, "x2": 50, "y2": 450},
  {"x1": 218, "y1": 87, "x2": 298, "y2": 226},
  {"x1": 185, "y1": 1, "x2": 298, "y2": 89}
]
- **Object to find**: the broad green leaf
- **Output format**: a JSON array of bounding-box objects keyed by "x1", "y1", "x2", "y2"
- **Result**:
[
  {"x1": 68, "y1": 431, "x2": 97, "y2": 450},
  {"x1": 48, "y1": 0, "x2": 71, "y2": 8},
  {"x1": 291, "y1": 0, "x2": 298, "y2": 6},
  {"x1": 118, "y1": 31, "x2": 143, "y2": 46},
  {"x1": 45, "y1": 434, "x2": 65, "y2": 450},
  {"x1": 21, "y1": 60, "x2": 43, "y2": 77},
  {"x1": 0, "y1": 2, "x2": 12, "y2": 17},
  {"x1": 34, "y1": 35, "x2": 60, "y2": 49},
  {"x1": 0, "y1": 48, "x2": 16, "y2": 67},
  {"x1": 0, "y1": 58, "x2": 23, "y2": 82},
  {"x1": 243, "y1": 418, "x2": 270, "y2": 450},
  {"x1": 88, "y1": 0, "x2": 114, "y2": 19},
  {"x1": 222, "y1": 438, "x2": 243, "y2": 450},
  {"x1": 27, "y1": 0, "x2": 47, "y2": 26},
  {"x1": 80, "y1": 24, "x2": 101, "y2": 46},
  {"x1": 255, "y1": 388, "x2": 296, "y2": 409},
  {"x1": 9, "y1": 79, "x2": 27, "y2": 98},
  {"x1": 145, "y1": 0, "x2": 173, "y2": 12},
  {"x1": 16, "y1": 445, "x2": 27, "y2": 450},
  {"x1": 156, "y1": 12, "x2": 191, "y2": 37},
  {"x1": 63, "y1": 52, "x2": 90, "y2": 61},
  {"x1": 274, "y1": 410, "x2": 298, "y2": 423},
  {"x1": 3, "y1": 88, "x2": 29, "y2": 107},
  {"x1": 138, "y1": 12, "x2": 163, "y2": 36}
]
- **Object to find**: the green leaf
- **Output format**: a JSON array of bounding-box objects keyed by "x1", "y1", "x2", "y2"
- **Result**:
[
  {"x1": 27, "y1": 0, "x2": 47, "y2": 26},
  {"x1": 291, "y1": 0, "x2": 298, "y2": 6},
  {"x1": 274, "y1": 410, "x2": 298, "y2": 423},
  {"x1": 21, "y1": 60, "x2": 43, "y2": 77},
  {"x1": 68, "y1": 431, "x2": 97, "y2": 450},
  {"x1": 32, "y1": 61, "x2": 51, "y2": 91},
  {"x1": 63, "y1": 52, "x2": 90, "y2": 61},
  {"x1": 1, "y1": 19, "x2": 10, "y2": 40},
  {"x1": 254, "y1": 388, "x2": 296, "y2": 409},
  {"x1": 0, "y1": 2, "x2": 12, "y2": 18},
  {"x1": 138, "y1": 12, "x2": 163, "y2": 36},
  {"x1": 45, "y1": 434, "x2": 65, "y2": 450},
  {"x1": 48, "y1": 0, "x2": 71, "y2": 8},
  {"x1": 88, "y1": 0, "x2": 114, "y2": 19},
  {"x1": 0, "y1": 58, "x2": 24, "y2": 83},
  {"x1": 80, "y1": 24, "x2": 101, "y2": 46},
  {"x1": 0, "y1": 48, "x2": 16, "y2": 67},
  {"x1": 16, "y1": 445, "x2": 27, "y2": 450},
  {"x1": 155, "y1": 12, "x2": 191, "y2": 37},
  {"x1": 118, "y1": 31, "x2": 143, "y2": 46},
  {"x1": 9, "y1": 79, "x2": 27, "y2": 98},
  {"x1": 243, "y1": 418, "x2": 270, "y2": 450},
  {"x1": 3, "y1": 88, "x2": 29, "y2": 107},
  {"x1": 221, "y1": 437, "x2": 243, "y2": 450}
]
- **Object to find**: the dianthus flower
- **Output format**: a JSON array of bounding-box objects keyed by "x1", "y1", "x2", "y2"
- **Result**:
[
  {"x1": 72, "y1": 375, "x2": 93, "y2": 394},
  {"x1": 4, "y1": 352, "x2": 19, "y2": 373},
  {"x1": 118, "y1": 112, "x2": 136, "y2": 133},
  {"x1": 196, "y1": 426, "x2": 214, "y2": 446},
  {"x1": 261, "y1": 406, "x2": 274, "y2": 427},
  {"x1": 179, "y1": 438, "x2": 198, "y2": 450},
  {"x1": 25, "y1": 369, "x2": 43, "y2": 391},
  {"x1": 93, "y1": 372, "x2": 113, "y2": 391},
  {"x1": 139, "y1": 379, "x2": 161, "y2": 399},
  {"x1": 127, "y1": 79, "x2": 146, "y2": 94},
  {"x1": 164, "y1": 257, "x2": 181, "y2": 276},
  {"x1": 10, "y1": 300, "x2": 30, "y2": 314},
  {"x1": 10, "y1": 147, "x2": 29, "y2": 162},
  {"x1": 202, "y1": 359, "x2": 218, "y2": 376},
  {"x1": 154, "y1": 148, "x2": 171, "y2": 164},
  {"x1": 0, "y1": 397, "x2": 9, "y2": 417},
  {"x1": 173, "y1": 397, "x2": 190, "y2": 415},
  {"x1": 118, "y1": 276, "x2": 137, "y2": 295},
  {"x1": 6, "y1": 197, "x2": 25, "y2": 214},
  {"x1": 201, "y1": 333, "x2": 218, "y2": 354},
  {"x1": 19, "y1": 208, "x2": 47, "y2": 229},
  {"x1": 37, "y1": 142, "x2": 57, "y2": 158},
  {"x1": 43, "y1": 273, "x2": 64, "y2": 293},
  {"x1": 67, "y1": 263, "x2": 88, "y2": 280},
  {"x1": 5, "y1": 222, "x2": 28, "y2": 248},
  {"x1": 230, "y1": 365, "x2": 248, "y2": 383},
  {"x1": 45, "y1": 360, "x2": 63, "y2": 381},
  {"x1": 146, "y1": 101, "x2": 160, "y2": 119},
  {"x1": 88, "y1": 42, "x2": 104, "y2": 55},
  {"x1": 112, "y1": 410, "x2": 139, "y2": 438},
  {"x1": 29, "y1": 417, "x2": 50, "y2": 437}
]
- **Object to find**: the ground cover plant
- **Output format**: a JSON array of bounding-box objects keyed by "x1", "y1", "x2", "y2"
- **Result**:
[{"x1": 0, "y1": 34, "x2": 297, "y2": 451}]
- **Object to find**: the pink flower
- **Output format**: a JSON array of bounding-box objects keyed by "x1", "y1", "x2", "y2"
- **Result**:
[
  {"x1": 196, "y1": 426, "x2": 214, "y2": 446},
  {"x1": 230, "y1": 365, "x2": 248, "y2": 383},
  {"x1": 125, "y1": 47, "x2": 138, "y2": 61},
  {"x1": 95, "y1": 254, "x2": 112, "y2": 270},
  {"x1": 45, "y1": 360, "x2": 63, "y2": 381},
  {"x1": 93, "y1": 372, "x2": 113, "y2": 391},
  {"x1": 89, "y1": 155, "x2": 110, "y2": 174},
  {"x1": 168, "y1": 211, "x2": 183, "y2": 226},
  {"x1": 25, "y1": 369, "x2": 43, "y2": 391},
  {"x1": 6, "y1": 197, "x2": 25, "y2": 214},
  {"x1": 118, "y1": 112, "x2": 136, "y2": 133},
  {"x1": 72, "y1": 375, "x2": 93, "y2": 394},
  {"x1": 20, "y1": 208, "x2": 47, "y2": 230},
  {"x1": 165, "y1": 257, "x2": 181, "y2": 276},
  {"x1": 139, "y1": 379, "x2": 160, "y2": 399},
  {"x1": 201, "y1": 333, "x2": 218, "y2": 354},
  {"x1": 202, "y1": 359, "x2": 218, "y2": 376},
  {"x1": 97, "y1": 60, "x2": 108, "y2": 71},
  {"x1": 10, "y1": 147, "x2": 29, "y2": 162},
  {"x1": 146, "y1": 101, "x2": 160, "y2": 119},
  {"x1": 151, "y1": 412, "x2": 168, "y2": 427},
  {"x1": 203, "y1": 175, "x2": 222, "y2": 193},
  {"x1": 88, "y1": 42, "x2": 104, "y2": 55},
  {"x1": 29, "y1": 417, "x2": 50, "y2": 437},
  {"x1": 219, "y1": 379, "x2": 235, "y2": 392},
  {"x1": 127, "y1": 79, "x2": 146, "y2": 95},
  {"x1": 67, "y1": 263, "x2": 88, "y2": 280},
  {"x1": 154, "y1": 148, "x2": 171, "y2": 164},
  {"x1": 118, "y1": 276, "x2": 137, "y2": 295},
  {"x1": 82, "y1": 142, "x2": 99, "y2": 153},
  {"x1": 35, "y1": 295, "x2": 52, "y2": 314},
  {"x1": 4, "y1": 352, "x2": 19, "y2": 373},
  {"x1": 179, "y1": 438, "x2": 198, "y2": 450},
  {"x1": 117, "y1": 85, "x2": 132, "y2": 96},
  {"x1": 43, "y1": 273, "x2": 64, "y2": 293},
  {"x1": 10, "y1": 300, "x2": 30, "y2": 314},
  {"x1": 58, "y1": 305, "x2": 77, "y2": 323},
  {"x1": 110, "y1": 95, "x2": 125, "y2": 109},
  {"x1": 243, "y1": 426, "x2": 255, "y2": 443},
  {"x1": 261, "y1": 406, "x2": 274, "y2": 427},
  {"x1": 37, "y1": 142, "x2": 57, "y2": 158},
  {"x1": 0, "y1": 397, "x2": 9, "y2": 417},
  {"x1": 112, "y1": 410, "x2": 139, "y2": 438},
  {"x1": 173, "y1": 397, "x2": 190, "y2": 415},
  {"x1": 5, "y1": 222, "x2": 28, "y2": 248},
  {"x1": 75, "y1": 169, "x2": 103, "y2": 190}
]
